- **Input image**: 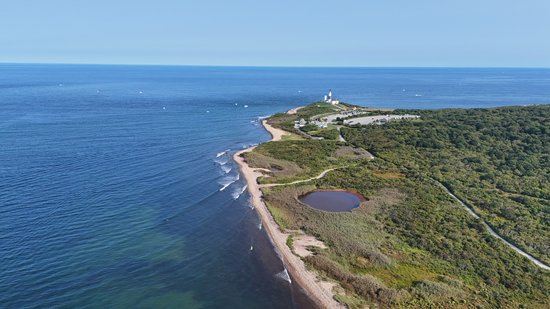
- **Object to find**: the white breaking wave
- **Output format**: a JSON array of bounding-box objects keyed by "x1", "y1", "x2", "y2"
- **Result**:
[
  {"x1": 221, "y1": 165, "x2": 232, "y2": 174},
  {"x1": 219, "y1": 174, "x2": 239, "y2": 191},
  {"x1": 216, "y1": 149, "x2": 230, "y2": 158},
  {"x1": 232, "y1": 184, "x2": 248, "y2": 199},
  {"x1": 241, "y1": 143, "x2": 258, "y2": 149},
  {"x1": 250, "y1": 116, "x2": 269, "y2": 126},
  {"x1": 275, "y1": 268, "x2": 291, "y2": 284},
  {"x1": 214, "y1": 157, "x2": 229, "y2": 165},
  {"x1": 219, "y1": 183, "x2": 231, "y2": 192},
  {"x1": 257, "y1": 222, "x2": 262, "y2": 230}
]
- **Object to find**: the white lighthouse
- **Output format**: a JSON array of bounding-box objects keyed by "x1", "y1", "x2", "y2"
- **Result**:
[{"x1": 324, "y1": 89, "x2": 339, "y2": 105}]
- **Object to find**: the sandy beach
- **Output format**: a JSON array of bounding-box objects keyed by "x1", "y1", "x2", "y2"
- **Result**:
[
  {"x1": 287, "y1": 106, "x2": 304, "y2": 115},
  {"x1": 233, "y1": 111, "x2": 343, "y2": 309}
]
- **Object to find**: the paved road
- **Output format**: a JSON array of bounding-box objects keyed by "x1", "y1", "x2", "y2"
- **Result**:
[{"x1": 437, "y1": 181, "x2": 550, "y2": 271}]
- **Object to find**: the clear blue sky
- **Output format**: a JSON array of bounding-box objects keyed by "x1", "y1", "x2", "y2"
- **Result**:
[{"x1": 1, "y1": 0, "x2": 549, "y2": 67}]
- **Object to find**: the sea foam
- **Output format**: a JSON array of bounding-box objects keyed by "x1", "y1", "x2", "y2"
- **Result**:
[
  {"x1": 219, "y1": 174, "x2": 239, "y2": 191},
  {"x1": 221, "y1": 165, "x2": 232, "y2": 174},
  {"x1": 231, "y1": 184, "x2": 248, "y2": 199},
  {"x1": 275, "y1": 268, "x2": 292, "y2": 284},
  {"x1": 216, "y1": 149, "x2": 230, "y2": 158}
]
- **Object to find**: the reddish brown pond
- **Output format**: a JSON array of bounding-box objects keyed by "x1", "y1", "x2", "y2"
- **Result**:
[{"x1": 298, "y1": 190, "x2": 364, "y2": 212}]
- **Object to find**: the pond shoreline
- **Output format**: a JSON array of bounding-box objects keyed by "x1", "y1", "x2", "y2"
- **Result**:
[{"x1": 298, "y1": 189, "x2": 366, "y2": 213}]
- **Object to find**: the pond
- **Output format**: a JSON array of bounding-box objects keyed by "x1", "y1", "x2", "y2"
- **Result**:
[{"x1": 298, "y1": 190, "x2": 364, "y2": 212}]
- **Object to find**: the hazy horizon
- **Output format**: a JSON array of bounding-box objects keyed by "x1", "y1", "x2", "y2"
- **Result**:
[
  {"x1": 2, "y1": 62, "x2": 550, "y2": 69},
  {"x1": 1, "y1": 0, "x2": 549, "y2": 67}
]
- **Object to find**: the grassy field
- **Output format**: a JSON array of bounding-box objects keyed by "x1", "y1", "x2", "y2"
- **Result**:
[
  {"x1": 266, "y1": 102, "x2": 339, "y2": 132},
  {"x1": 250, "y1": 103, "x2": 550, "y2": 308},
  {"x1": 243, "y1": 139, "x2": 370, "y2": 184}
]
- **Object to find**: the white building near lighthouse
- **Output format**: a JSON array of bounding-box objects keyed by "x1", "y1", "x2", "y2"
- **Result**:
[{"x1": 324, "y1": 89, "x2": 339, "y2": 105}]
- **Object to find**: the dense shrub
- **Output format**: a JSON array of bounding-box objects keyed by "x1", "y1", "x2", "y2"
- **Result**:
[{"x1": 341, "y1": 105, "x2": 550, "y2": 264}]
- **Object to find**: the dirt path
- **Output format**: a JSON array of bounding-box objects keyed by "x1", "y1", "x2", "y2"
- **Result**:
[
  {"x1": 336, "y1": 126, "x2": 346, "y2": 142},
  {"x1": 261, "y1": 168, "x2": 338, "y2": 188}
]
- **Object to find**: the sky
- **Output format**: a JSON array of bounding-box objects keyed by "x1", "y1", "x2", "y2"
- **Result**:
[{"x1": 1, "y1": 0, "x2": 549, "y2": 67}]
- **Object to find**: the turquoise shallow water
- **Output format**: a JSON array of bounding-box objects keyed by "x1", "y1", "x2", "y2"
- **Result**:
[{"x1": 1, "y1": 64, "x2": 549, "y2": 308}]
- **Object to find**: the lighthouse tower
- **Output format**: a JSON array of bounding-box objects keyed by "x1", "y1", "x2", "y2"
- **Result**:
[{"x1": 324, "y1": 89, "x2": 339, "y2": 105}]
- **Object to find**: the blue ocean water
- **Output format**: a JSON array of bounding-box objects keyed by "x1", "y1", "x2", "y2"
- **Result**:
[{"x1": 1, "y1": 64, "x2": 549, "y2": 308}]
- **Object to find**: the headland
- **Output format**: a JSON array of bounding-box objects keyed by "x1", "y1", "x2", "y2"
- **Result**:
[{"x1": 235, "y1": 98, "x2": 550, "y2": 308}]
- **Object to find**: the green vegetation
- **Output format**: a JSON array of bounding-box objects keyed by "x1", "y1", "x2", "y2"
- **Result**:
[
  {"x1": 267, "y1": 102, "x2": 338, "y2": 132},
  {"x1": 286, "y1": 235, "x2": 294, "y2": 250},
  {"x1": 251, "y1": 104, "x2": 549, "y2": 308},
  {"x1": 243, "y1": 139, "x2": 362, "y2": 184},
  {"x1": 301, "y1": 124, "x2": 340, "y2": 140},
  {"x1": 341, "y1": 105, "x2": 550, "y2": 264},
  {"x1": 264, "y1": 162, "x2": 549, "y2": 308},
  {"x1": 297, "y1": 102, "x2": 341, "y2": 119},
  {"x1": 306, "y1": 128, "x2": 340, "y2": 140}
]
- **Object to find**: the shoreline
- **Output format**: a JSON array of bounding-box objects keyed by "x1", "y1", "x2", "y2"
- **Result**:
[{"x1": 233, "y1": 112, "x2": 343, "y2": 309}]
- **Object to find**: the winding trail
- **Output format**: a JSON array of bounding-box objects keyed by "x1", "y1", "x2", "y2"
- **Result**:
[
  {"x1": 436, "y1": 180, "x2": 550, "y2": 271},
  {"x1": 336, "y1": 126, "x2": 346, "y2": 142},
  {"x1": 362, "y1": 136, "x2": 550, "y2": 272},
  {"x1": 261, "y1": 168, "x2": 338, "y2": 188}
]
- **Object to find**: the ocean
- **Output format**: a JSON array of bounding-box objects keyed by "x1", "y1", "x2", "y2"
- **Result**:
[{"x1": 1, "y1": 64, "x2": 549, "y2": 308}]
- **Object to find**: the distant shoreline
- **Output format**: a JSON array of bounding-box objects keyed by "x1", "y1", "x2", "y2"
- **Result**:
[{"x1": 233, "y1": 109, "x2": 343, "y2": 309}]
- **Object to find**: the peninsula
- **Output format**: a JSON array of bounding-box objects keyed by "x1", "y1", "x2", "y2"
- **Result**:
[{"x1": 235, "y1": 99, "x2": 550, "y2": 308}]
